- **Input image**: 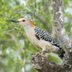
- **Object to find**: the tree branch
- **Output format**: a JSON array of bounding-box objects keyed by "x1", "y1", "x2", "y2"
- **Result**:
[
  {"x1": 32, "y1": 52, "x2": 72, "y2": 72},
  {"x1": 32, "y1": 53, "x2": 64, "y2": 72}
]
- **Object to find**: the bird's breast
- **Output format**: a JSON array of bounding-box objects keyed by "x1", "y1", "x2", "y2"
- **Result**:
[{"x1": 26, "y1": 28, "x2": 40, "y2": 45}]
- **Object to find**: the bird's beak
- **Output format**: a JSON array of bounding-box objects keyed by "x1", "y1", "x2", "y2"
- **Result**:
[{"x1": 8, "y1": 19, "x2": 19, "y2": 23}]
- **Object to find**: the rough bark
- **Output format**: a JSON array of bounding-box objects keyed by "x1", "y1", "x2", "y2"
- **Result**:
[
  {"x1": 32, "y1": 52, "x2": 72, "y2": 72},
  {"x1": 52, "y1": 0, "x2": 72, "y2": 49},
  {"x1": 32, "y1": 53, "x2": 65, "y2": 72},
  {"x1": 32, "y1": 0, "x2": 72, "y2": 72}
]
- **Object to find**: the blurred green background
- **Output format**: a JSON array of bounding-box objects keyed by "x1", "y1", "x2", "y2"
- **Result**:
[{"x1": 0, "y1": 0, "x2": 72, "y2": 72}]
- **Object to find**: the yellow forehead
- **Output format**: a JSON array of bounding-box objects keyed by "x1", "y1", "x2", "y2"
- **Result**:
[{"x1": 18, "y1": 18, "x2": 24, "y2": 21}]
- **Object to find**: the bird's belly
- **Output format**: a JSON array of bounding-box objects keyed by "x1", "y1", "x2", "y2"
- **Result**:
[
  {"x1": 29, "y1": 35, "x2": 59, "y2": 52},
  {"x1": 26, "y1": 28, "x2": 58, "y2": 52},
  {"x1": 27, "y1": 32, "x2": 52, "y2": 50}
]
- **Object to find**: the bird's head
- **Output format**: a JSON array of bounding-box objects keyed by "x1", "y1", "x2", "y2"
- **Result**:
[{"x1": 9, "y1": 15, "x2": 35, "y2": 27}]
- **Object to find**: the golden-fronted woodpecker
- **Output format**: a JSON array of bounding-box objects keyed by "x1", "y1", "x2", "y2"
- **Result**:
[{"x1": 9, "y1": 15, "x2": 65, "y2": 58}]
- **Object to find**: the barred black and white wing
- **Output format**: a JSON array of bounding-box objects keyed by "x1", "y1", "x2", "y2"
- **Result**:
[{"x1": 34, "y1": 27, "x2": 65, "y2": 58}]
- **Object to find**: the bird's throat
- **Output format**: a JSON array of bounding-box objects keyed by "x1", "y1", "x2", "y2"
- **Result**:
[{"x1": 23, "y1": 22, "x2": 35, "y2": 36}]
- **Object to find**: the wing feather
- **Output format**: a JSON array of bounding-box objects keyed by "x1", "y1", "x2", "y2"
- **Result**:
[{"x1": 34, "y1": 27, "x2": 59, "y2": 47}]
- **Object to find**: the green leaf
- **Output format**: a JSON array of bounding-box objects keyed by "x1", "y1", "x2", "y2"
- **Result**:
[{"x1": 47, "y1": 53, "x2": 63, "y2": 65}]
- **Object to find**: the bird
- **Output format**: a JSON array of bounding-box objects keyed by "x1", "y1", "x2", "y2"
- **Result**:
[{"x1": 9, "y1": 15, "x2": 65, "y2": 58}]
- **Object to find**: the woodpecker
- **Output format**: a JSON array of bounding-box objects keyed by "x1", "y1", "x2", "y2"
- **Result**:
[{"x1": 9, "y1": 15, "x2": 65, "y2": 58}]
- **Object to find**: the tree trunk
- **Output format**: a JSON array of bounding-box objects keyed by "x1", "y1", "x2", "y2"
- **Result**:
[{"x1": 52, "y1": 0, "x2": 72, "y2": 49}]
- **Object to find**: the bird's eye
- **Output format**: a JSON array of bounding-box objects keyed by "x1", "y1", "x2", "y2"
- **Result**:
[{"x1": 22, "y1": 20, "x2": 25, "y2": 22}]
